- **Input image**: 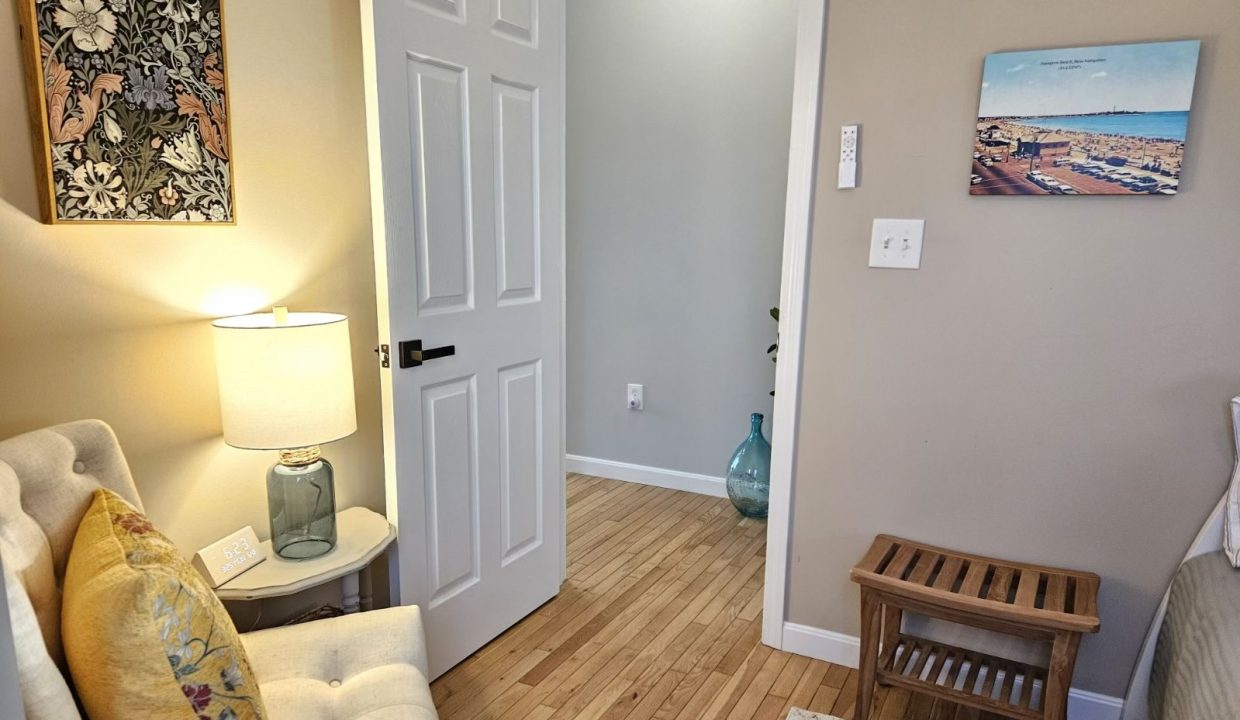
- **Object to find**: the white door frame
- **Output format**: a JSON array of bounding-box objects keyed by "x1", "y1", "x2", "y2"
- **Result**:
[
  {"x1": 762, "y1": 0, "x2": 828, "y2": 650},
  {"x1": 358, "y1": 0, "x2": 402, "y2": 606},
  {"x1": 558, "y1": 0, "x2": 568, "y2": 583}
]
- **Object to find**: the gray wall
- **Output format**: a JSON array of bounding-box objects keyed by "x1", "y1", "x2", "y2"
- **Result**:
[
  {"x1": 789, "y1": 0, "x2": 1240, "y2": 696},
  {"x1": 566, "y1": 0, "x2": 798, "y2": 477}
]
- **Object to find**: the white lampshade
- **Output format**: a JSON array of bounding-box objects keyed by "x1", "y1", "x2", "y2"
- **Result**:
[{"x1": 212, "y1": 309, "x2": 358, "y2": 450}]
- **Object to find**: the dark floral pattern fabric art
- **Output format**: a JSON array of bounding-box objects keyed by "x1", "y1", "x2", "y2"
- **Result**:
[{"x1": 30, "y1": 0, "x2": 232, "y2": 221}]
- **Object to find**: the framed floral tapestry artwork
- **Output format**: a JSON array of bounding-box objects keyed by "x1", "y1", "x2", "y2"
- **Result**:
[{"x1": 18, "y1": 0, "x2": 234, "y2": 224}]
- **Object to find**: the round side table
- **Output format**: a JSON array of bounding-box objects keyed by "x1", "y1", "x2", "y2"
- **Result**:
[{"x1": 214, "y1": 506, "x2": 395, "y2": 613}]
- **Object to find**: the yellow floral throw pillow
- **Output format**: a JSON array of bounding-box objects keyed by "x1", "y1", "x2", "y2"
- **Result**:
[{"x1": 63, "y1": 489, "x2": 267, "y2": 720}]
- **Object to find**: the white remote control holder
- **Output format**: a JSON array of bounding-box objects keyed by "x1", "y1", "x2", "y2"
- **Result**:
[{"x1": 838, "y1": 124, "x2": 859, "y2": 189}]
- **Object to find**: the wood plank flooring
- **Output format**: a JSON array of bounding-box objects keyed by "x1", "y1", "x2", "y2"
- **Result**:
[{"x1": 430, "y1": 474, "x2": 1002, "y2": 720}]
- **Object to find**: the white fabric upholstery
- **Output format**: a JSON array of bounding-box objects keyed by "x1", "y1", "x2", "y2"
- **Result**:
[
  {"x1": 3, "y1": 558, "x2": 76, "y2": 720},
  {"x1": 241, "y1": 606, "x2": 437, "y2": 720},
  {"x1": 0, "y1": 420, "x2": 438, "y2": 720},
  {"x1": 0, "y1": 555, "x2": 28, "y2": 719},
  {"x1": 1225, "y1": 397, "x2": 1240, "y2": 567},
  {"x1": 0, "y1": 419, "x2": 141, "y2": 720}
]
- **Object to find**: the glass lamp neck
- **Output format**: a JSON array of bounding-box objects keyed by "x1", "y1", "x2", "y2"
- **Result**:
[
  {"x1": 279, "y1": 445, "x2": 322, "y2": 467},
  {"x1": 749, "y1": 413, "x2": 764, "y2": 436}
]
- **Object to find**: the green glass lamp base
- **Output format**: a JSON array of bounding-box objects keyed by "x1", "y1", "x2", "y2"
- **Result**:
[{"x1": 267, "y1": 448, "x2": 337, "y2": 560}]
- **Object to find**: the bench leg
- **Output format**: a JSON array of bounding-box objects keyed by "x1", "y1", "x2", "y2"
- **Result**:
[
  {"x1": 1042, "y1": 630, "x2": 1081, "y2": 720},
  {"x1": 856, "y1": 587, "x2": 883, "y2": 720},
  {"x1": 880, "y1": 603, "x2": 903, "y2": 681}
]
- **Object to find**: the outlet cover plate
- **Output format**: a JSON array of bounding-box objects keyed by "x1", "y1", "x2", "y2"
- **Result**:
[
  {"x1": 869, "y1": 218, "x2": 925, "y2": 269},
  {"x1": 626, "y1": 383, "x2": 643, "y2": 411}
]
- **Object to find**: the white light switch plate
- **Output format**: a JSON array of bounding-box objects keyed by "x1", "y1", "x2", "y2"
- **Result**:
[{"x1": 869, "y1": 219, "x2": 925, "y2": 269}]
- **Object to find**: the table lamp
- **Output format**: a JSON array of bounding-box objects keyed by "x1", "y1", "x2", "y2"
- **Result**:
[{"x1": 212, "y1": 306, "x2": 357, "y2": 560}]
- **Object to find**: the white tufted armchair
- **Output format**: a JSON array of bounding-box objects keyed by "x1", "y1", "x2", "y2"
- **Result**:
[{"x1": 0, "y1": 420, "x2": 438, "y2": 720}]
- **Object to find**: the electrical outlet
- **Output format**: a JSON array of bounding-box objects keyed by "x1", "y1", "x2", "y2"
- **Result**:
[{"x1": 627, "y1": 384, "x2": 643, "y2": 411}]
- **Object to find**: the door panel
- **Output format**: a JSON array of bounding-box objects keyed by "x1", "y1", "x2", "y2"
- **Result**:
[
  {"x1": 405, "y1": 55, "x2": 475, "y2": 314},
  {"x1": 492, "y1": 0, "x2": 538, "y2": 46},
  {"x1": 498, "y1": 360, "x2": 542, "y2": 563},
  {"x1": 421, "y1": 376, "x2": 480, "y2": 606},
  {"x1": 493, "y1": 79, "x2": 540, "y2": 304},
  {"x1": 409, "y1": 0, "x2": 463, "y2": 23},
  {"x1": 364, "y1": 0, "x2": 563, "y2": 679}
]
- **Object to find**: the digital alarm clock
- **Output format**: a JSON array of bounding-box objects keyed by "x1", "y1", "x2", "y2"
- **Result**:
[{"x1": 191, "y1": 526, "x2": 267, "y2": 588}]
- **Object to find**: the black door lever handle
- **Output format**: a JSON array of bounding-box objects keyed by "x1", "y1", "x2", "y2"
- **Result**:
[{"x1": 398, "y1": 339, "x2": 456, "y2": 369}]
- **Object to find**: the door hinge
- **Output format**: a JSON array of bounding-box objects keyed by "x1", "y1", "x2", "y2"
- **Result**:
[{"x1": 374, "y1": 344, "x2": 390, "y2": 368}]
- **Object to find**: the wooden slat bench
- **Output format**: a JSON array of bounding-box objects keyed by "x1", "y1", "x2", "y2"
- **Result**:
[{"x1": 850, "y1": 535, "x2": 1100, "y2": 720}]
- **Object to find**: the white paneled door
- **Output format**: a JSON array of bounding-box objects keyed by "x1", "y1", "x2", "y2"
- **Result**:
[{"x1": 362, "y1": 0, "x2": 563, "y2": 678}]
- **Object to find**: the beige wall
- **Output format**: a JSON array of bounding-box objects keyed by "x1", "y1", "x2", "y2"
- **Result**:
[
  {"x1": 0, "y1": 0, "x2": 383, "y2": 619},
  {"x1": 789, "y1": 0, "x2": 1240, "y2": 696}
]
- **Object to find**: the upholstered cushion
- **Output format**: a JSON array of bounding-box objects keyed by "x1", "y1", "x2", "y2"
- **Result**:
[
  {"x1": 0, "y1": 419, "x2": 142, "y2": 720},
  {"x1": 1226, "y1": 397, "x2": 1240, "y2": 567},
  {"x1": 63, "y1": 489, "x2": 268, "y2": 720},
  {"x1": 2, "y1": 558, "x2": 77, "y2": 719},
  {"x1": 241, "y1": 606, "x2": 438, "y2": 720}
]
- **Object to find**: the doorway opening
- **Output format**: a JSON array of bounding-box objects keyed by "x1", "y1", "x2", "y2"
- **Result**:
[{"x1": 360, "y1": 0, "x2": 825, "y2": 688}]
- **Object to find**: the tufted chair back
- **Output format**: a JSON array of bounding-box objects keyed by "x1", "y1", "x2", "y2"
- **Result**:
[{"x1": 0, "y1": 420, "x2": 143, "y2": 720}]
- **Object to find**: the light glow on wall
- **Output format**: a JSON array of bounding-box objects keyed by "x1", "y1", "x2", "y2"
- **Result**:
[{"x1": 199, "y1": 285, "x2": 273, "y2": 317}]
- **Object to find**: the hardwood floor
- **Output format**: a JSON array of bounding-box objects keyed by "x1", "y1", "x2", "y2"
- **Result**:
[{"x1": 430, "y1": 474, "x2": 999, "y2": 720}]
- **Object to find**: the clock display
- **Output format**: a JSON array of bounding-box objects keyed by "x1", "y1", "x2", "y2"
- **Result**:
[
  {"x1": 192, "y1": 526, "x2": 267, "y2": 588},
  {"x1": 220, "y1": 537, "x2": 260, "y2": 574}
]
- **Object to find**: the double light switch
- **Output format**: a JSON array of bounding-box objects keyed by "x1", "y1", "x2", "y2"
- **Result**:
[{"x1": 868, "y1": 219, "x2": 925, "y2": 269}]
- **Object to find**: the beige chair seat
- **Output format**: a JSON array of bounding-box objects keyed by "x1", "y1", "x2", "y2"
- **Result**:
[
  {"x1": 243, "y1": 606, "x2": 437, "y2": 720},
  {"x1": 0, "y1": 420, "x2": 438, "y2": 720}
]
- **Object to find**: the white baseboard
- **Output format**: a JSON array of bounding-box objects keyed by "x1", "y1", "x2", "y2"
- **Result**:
[
  {"x1": 782, "y1": 621, "x2": 861, "y2": 667},
  {"x1": 565, "y1": 454, "x2": 727, "y2": 498},
  {"x1": 1068, "y1": 688, "x2": 1125, "y2": 720},
  {"x1": 778, "y1": 622, "x2": 1124, "y2": 720}
]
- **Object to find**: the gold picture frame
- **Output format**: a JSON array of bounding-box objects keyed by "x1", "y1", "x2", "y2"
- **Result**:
[{"x1": 18, "y1": 0, "x2": 236, "y2": 224}]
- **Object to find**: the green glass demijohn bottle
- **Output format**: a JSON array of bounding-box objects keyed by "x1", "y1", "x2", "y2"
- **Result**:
[{"x1": 725, "y1": 413, "x2": 771, "y2": 518}]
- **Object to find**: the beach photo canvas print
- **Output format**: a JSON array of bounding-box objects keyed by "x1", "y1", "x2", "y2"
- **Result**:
[{"x1": 970, "y1": 40, "x2": 1200, "y2": 196}]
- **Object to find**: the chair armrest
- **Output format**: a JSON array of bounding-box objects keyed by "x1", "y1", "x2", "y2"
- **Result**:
[{"x1": 240, "y1": 606, "x2": 430, "y2": 684}]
